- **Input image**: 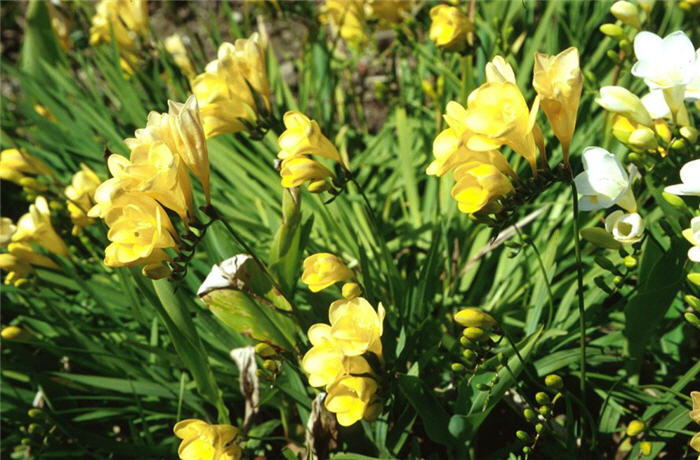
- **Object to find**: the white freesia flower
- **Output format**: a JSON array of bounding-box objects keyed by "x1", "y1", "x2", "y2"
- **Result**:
[
  {"x1": 605, "y1": 210, "x2": 645, "y2": 244},
  {"x1": 641, "y1": 90, "x2": 671, "y2": 119},
  {"x1": 683, "y1": 217, "x2": 700, "y2": 263},
  {"x1": 664, "y1": 159, "x2": 700, "y2": 197},
  {"x1": 632, "y1": 31, "x2": 698, "y2": 114},
  {"x1": 596, "y1": 86, "x2": 652, "y2": 126},
  {"x1": 574, "y1": 147, "x2": 637, "y2": 212}
]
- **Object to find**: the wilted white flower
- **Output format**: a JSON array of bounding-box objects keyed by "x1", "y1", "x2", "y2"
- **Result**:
[
  {"x1": 605, "y1": 210, "x2": 645, "y2": 244},
  {"x1": 574, "y1": 147, "x2": 637, "y2": 212}
]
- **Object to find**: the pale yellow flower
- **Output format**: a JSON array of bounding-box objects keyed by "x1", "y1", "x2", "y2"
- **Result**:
[
  {"x1": 325, "y1": 375, "x2": 379, "y2": 426},
  {"x1": 280, "y1": 156, "x2": 333, "y2": 189},
  {"x1": 320, "y1": 0, "x2": 367, "y2": 46},
  {"x1": 485, "y1": 56, "x2": 516, "y2": 84},
  {"x1": 532, "y1": 47, "x2": 583, "y2": 161},
  {"x1": 365, "y1": 0, "x2": 411, "y2": 23},
  {"x1": 0, "y1": 148, "x2": 50, "y2": 185},
  {"x1": 0, "y1": 253, "x2": 32, "y2": 286},
  {"x1": 301, "y1": 253, "x2": 354, "y2": 292},
  {"x1": 173, "y1": 419, "x2": 241, "y2": 460},
  {"x1": 301, "y1": 324, "x2": 371, "y2": 388},
  {"x1": 12, "y1": 196, "x2": 68, "y2": 256},
  {"x1": 89, "y1": 0, "x2": 148, "y2": 68},
  {"x1": 192, "y1": 34, "x2": 271, "y2": 138},
  {"x1": 164, "y1": 34, "x2": 195, "y2": 79},
  {"x1": 65, "y1": 164, "x2": 101, "y2": 235},
  {"x1": 0, "y1": 218, "x2": 16, "y2": 247},
  {"x1": 451, "y1": 162, "x2": 514, "y2": 214},
  {"x1": 429, "y1": 4, "x2": 471, "y2": 51},
  {"x1": 277, "y1": 111, "x2": 343, "y2": 165}
]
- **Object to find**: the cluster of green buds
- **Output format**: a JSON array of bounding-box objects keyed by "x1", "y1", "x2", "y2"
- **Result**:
[
  {"x1": 515, "y1": 374, "x2": 564, "y2": 457},
  {"x1": 451, "y1": 308, "x2": 501, "y2": 387},
  {"x1": 12, "y1": 406, "x2": 61, "y2": 458},
  {"x1": 600, "y1": 1, "x2": 653, "y2": 61},
  {"x1": 254, "y1": 342, "x2": 281, "y2": 380},
  {"x1": 684, "y1": 294, "x2": 700, "y2": 330},
  {"x1": 580, "y1": 245, "x2": 641, "y2": 294}
]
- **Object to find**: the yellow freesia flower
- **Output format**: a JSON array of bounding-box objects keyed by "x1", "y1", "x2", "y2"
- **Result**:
[
  {"x1": 12, "y1": 196, "x2": 68, "y2": 256},
  {"x1": 325, "y1": 375, "x2": 379, "y2": 426},
  {"x1": 192, "y1": 34, "x2": 272, "y2": 139},
  {"x1": 429, "y1": 4, "x2": 472, "y2": 51},
  {"x1": 485, "y1": 56, "x2": 516, "y2": 84},
  {"x1": 280, "y1": 156, "x2": 333, "y2": 189},
  {"x1": 102, "y1": 194, "x2": 176, "y2": 268},
  {"x1": 8, "y1": 242, "x2": 60, "y2": 270},
  {"x1": 0, "y1": 148, "x2": 50, "y2": 185},
  {"x1": 320, "y1": 0, "x2": 367, "y2": 47},
  {"x1": 277, "y1": 111, "x2": 344, "y2": 164},
  {"x1": 0, "y1": 253, "x2": 32, "y2": 286},
  {"x1": 451, "y1": 163, "x2": 514, "y2": 214},
  {"x1": 690, "y1": 391, "x2": 700, "y2": 454},
  {"x1": 127, "y1": 95, "x2": 210, "y2": 203},
  {"x1": 89, "y1": 0, "x2": 148, "y2": 69},
  {"x1": 532, "y1": 47, "x2": 583, "y2": 162},
  {"x1": 0, "y1": 217, "x2": 16, "y2": 247},
  {"x1": 173, "y1": 419, "x2": 242, "y2": 460},
  {"x1": 463, "y1": 82, "x2": 540, "y2": 174},
  {"x1": 328, "y1": 296, "x2": 385, "y2": 357},
  {"x1": 365, "y1": 0, "x2": 412, "y2": 23},
  {"x1": 65, "y1": 164, "x2": 101, "y2": 235},
  {"x1": 301, "y1": 253, "x2": 354, "y2": 292},
  {"x1": 164, "y1": 34, "x2": 195, "y2": 79}
]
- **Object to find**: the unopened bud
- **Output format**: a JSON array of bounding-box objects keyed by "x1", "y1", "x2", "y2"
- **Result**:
[
  {"x1": 670, "y1": 139, "x2": 686, "y2": 151},
  {"x1": 654, "y1": 120, "x2": 671, "y2": 142},
  {"x1": 142, "y1": 263, "x2": 172, "y2": 280},
  {"x1": 535, "y1": 392, "x2": 550, "y2": 405},
  {"x1": 262, "y1": 359, "x2": 278, "y2": 372},
  {"x1": 463, "y1": 327, "x2": 488, "y2": 342},
  {"x1": 689, "y1": 273, "x2": 700, "y2": 287},
  {"x1": 522, "y1": 446, "x2": 531, "y2": 454},
  {"x1": 254, "y1": 342, "x2": 277, "y2": 358},
  {"x1": 342, "y1": 282, "x2": 362, "y2": 299},
  {"x1": 623, "y1": 256, "x2": 637, "y2": 268},
  {"x1": 685, "y1": 312, "x2": 700, "y2": 329},
  {"x1": 523, "y1": 408, "x2": 537, "y2": 422},
  {"x1": 451, "y1": 363, "x2": 465, "y2": 372},
  {"x1": 684, "y1": 295, "x2": 700, "y2": 310},
  {"x1": 628, "y1": 127, "x2": 657, "y2": 150},
  {"x1": 27, "y1": 409, "x2": 42, "y2": 418},
  {"x1": 545, "y1": 374, "x2": 563, "y2": 391},
  {"x1": 516, "y1": 430, "x2": 533, "y2": 442},
  {"x1": 308, "y1": 179, "x2": 331, "y2": 193},
  {"x1": 680, "y1": 126, "x2": 698, "y2": 143},
  {"x1": 627, "y1": 152, "x2": 641, "y2": 162},
  {"x1": 538, "y1": 405, "x2": 550, "y2": 415},
  {"x1": 611, "y1": 1, "x2": 642, "y2": 29},
  {"x1": 600, "y1": 23, "x2": 625, "y2": 40},
  {"x1": 454, "y1": 308, "x2": 497, "y2": 330},
  {"x1": 613, "y1": 275, "x2": 623, "y2": 285},
  {"x1": 535, "y1": 423, "x2": 544, "y2": 434},
  {"x1": 459, "y1": 336, "x2": 471, "y2": 347},
  {"x1": 28, "y1": 423, "x2": 40, "y2": 434},
  {"x1": 626, "y1": 419, "x2": 645, "y2": 436},
  {"x1": 662, "y1": 192, "x2": 686, "y2": 208},
  {"x1": 462, "y1": 349, "x2": 476, "y2": 361},
  {"x1": 1, "y1": 326, "x2": 31, "y2": 342},
  {"x1": 640, "y1": 441, "x2": 652, "y2": 456}
]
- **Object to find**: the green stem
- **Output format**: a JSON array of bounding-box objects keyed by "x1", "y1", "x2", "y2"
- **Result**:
[
  {"x1": 516, "y1": 227, "x2": 555, "y2": 328},
  {"x1": 569, "y1": 178, "x2": 587, "y2": 448}
]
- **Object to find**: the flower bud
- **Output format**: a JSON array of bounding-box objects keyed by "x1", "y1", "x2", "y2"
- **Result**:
[
  {"x1": 626, "y1": 419, "x2": 645, "y2": 436},
  {"x1": 522, "y1": 446, "x2": 531, "y2": 454},
  {"x1": 538, "y1": 405, "x2": 550, "y2": 415},
  {"x1": 662, "y1": 192, "x2": 686, "y2": 208},
  {"x1": 680, "y1": 126, "x2": 698, "y2": 143},
  {"x1": 613, "y1": 275, "x2": 624, "y2": 285},
  {"x1": 459, "y1": 336, "x2": 470, "y2": 347},
  {"x1": 516, "y1": 430, "x2": 533, "y2": 442},
  {"x1": 454, "y1": 308, "x2": 497, "y2": 330},
  {"x1": 640, "y1": 441, "x2": 652, "y2": 456},
  {"x1": 623, "y1": 256, "x2": 638, "y2": 268},
  {"x1": 1, "y1": 326, "x2": 31, "y2": 342},
  {"x1": 654, "y1": 120, "x2": 672, "y2": 142},
  {"x1": 535, "y1": 423, "x2": 544, "y2": 434},
  {"x1": 463, "y1": 327, "x2": 488, "y2": 342},
  {"x1": 689, "y1": 273, "x2": 700, "y2": 287},
  {"x1": 685, "y1": 312, "x2": 700, "y2": 329},
  {"x1": 308, "y1": 179, "x2": 331, "y2": 194},
  {"x1": 27, "y1": 409, "x2": 42, "y2": 418},
  {"x1": 254, "y1": 342, "x2": 277, "y2": 358},
  {"x1": 545, "y1": 374, "x2": 563, "y2": 391},
  {"x1": 142, "y1": 263, "x2": 172, "y2": 280},
  {"x1": 670, "y1": 139, "x2": 686, "y2": 151},
  {"x1": 600, "y1": 23, "x2": 625, "y2": 40},
  {"x1": 342, "y1": 282, "x2": 362, "y2": 299},
  {"x1": 628, "y1": 127, "x2": 657, "y2": 150},
  {"x1": 451, "y1": 362, "x2": 465, "y2": 372},
  {"x1": 28, "y1": 423, "x2": 41, "y2": 434},
  {"x1": 262, "y1": 359, "x2": 278, "y2": 372},
  {"x1": 535, "y1": 392, "x2": 551, "y2": 405},
  {"x1": 523, "y1": 408, "x2": 538, "y2": 422},
  {"x1": 462, "y1": 349, "x2": 476, "y2": 361},
  {"x1": 611, "y1": 1, "x2": 642, "y2": 29},
  {"x1": 684, "y1": 295, "x2": 700, "y2": 310},
  {"x1": 596, "y1": 86, "x2": 652, "y2": 126}
]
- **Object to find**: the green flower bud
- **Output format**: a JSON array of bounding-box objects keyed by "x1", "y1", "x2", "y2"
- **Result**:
[
  {"x1": 611, "y1": 1, "x2": 642, "y2": 29},
  {"x1": 640, "y1": 441, "x2": 652, "y2": 456},
  {"x1": 662, "y1": 191, "x2": 686, "y2": 208},
  {"x1": 454, "y1": 308, "x2": 497, "y2": 330},
  {"x1": 523, "y1": 408, "x2": 538, "y2": 422},
  {"x1": 28, "y1": 423, "x2": 41, "y2": 434},
  {"x1": 623, "y1": 256, "x2": 637, "y2": 268},
  {"x1": 600, "y1": 23, "x2": 625, "y2": 40},
  {"x1": 684, "y1": 312, "x2": 700, "y2": 329},
  {"x1": 27, "y1": 409, "x2": 42, "y2": 418},
  {"x1": 516, "y1": 430, "x2": 533, "y2": 442},
  {"x1": 254, "y1": 342, "x2": 277, "y2": 358},
  {"x1": 545, "y1": 374, "x2": 564, "y2": 391},
  {"x1": 613, "y1": 275, "x2": 623, "y2": 285},
  {"x1": 627, "y1": 152, "x2": 641, "y2": 162},
  {"x1": 459, "y1": 336, "x2": 470, "y2": 347},
  {"x1": 535, "y1": 423, "x2": 544, "y2": 434},
  {"x1": 626, "y1": 419, "x2": 645, "y2": 436},
  {"x1": 680, "y1": 126, "x2": 698, "y2": 143},
  {"x1": 463, "y1": 327, "x2": 488, "y2": 342},
  {"x1": 451, "y1": 363, "x2": 465, "y2": 372},
  {"x1": 262, "y1": 359, "x2": 278, "y2": 372},
  {"x1": 538, "y1": 405, "x2": 550, "y2": 415},
  {"x1": 522, "y1": 446, "x2": 531, "y2": 454},
  {"x1": 462, "y1": 349, "x2": 476, "y2": 361},
  {"x1": 535, "y1": 392, "x2": 550, "y2": 405},
  {"x1": 670, "y1": 139, "x2": 686, "y2": 151},
  {"x1": 689, "y1": 273, "x2": 700, "y2": 287},
  {"x1": 628, "y1": 127, "x2": 657, "y2": 150},
  {"x1": 684, "y1": 294, "x2": 700, "y2": 310}
]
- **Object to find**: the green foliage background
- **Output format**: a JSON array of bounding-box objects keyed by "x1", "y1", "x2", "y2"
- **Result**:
[{"x1": 1, "y1": 1, "x2": 698, "y2": 458}]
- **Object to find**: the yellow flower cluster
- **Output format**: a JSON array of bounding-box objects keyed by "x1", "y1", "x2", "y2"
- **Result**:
[
  {"x1": 89, "y1": 0, "x2": 148, "y2": 72},
  {"x1": 277, "y1": 112, "x2": 346, "y2": 192},
  {"x1": 429, "y1": 4, "x2": 472, "y2": 51},
  {"x1": 192, "y1": 33, "x2": 272, "y2": 139},
  {"x1": 88, "y1": 95, "x2": 209, "y2": 276},
  {"x1": 0, "y1": 198, "x2": 64, "y2": 286},
  {"x1": 0, "y1": 148, "x2": 50, "y2": 193},
  {"x1": 65, "y1": 164, "x2": 101, "y2": 235},
  {"x1": 302, "y1": 296, "x2": 385, "y2": 426},
  {"x1": 173, "y1": 419, "x2": 241, "y2": 460},
  {"x1": 320, "y1": 0, "x2": 412, "y2": 48},
  {"x1": 428, "y1": 49, "x2": 582, "y2": 215}
]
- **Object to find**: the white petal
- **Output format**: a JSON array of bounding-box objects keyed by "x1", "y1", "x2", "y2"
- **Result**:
[
  {"x1": 605, "y1": 210, "x2": 624, "y2": 233},
  {"x1": 663, "y1": 31, "x2": 696, "y2": 68},
  {"x1": 664, "y1": 184, "x2": 700, "y2": 196},
  {"x1": 689, "y1": 246, "x2": 700, "y2": 263},
  {"x1": 641, "y1": 90, "x2": 671, "y2": 119},
  {"x1": 633, "y1": 31, "x2": 663, "y2": 63},
  {"x1": 680, "y1": 159, "x2": 700, "y2": 187}
]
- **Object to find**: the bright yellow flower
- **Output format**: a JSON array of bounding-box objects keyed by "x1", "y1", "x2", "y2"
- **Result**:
[
  {"x1": 89, "y1": 0, "x2": 148, "y2": 68},
  {"x1": 1, "y1": 325, "x2": 32, "y2": 341},
  {"x1": 278, "y1": 111, "x2": 344, "y2": 165},
  {"x1": 127, "y1": 95, "x2": 210, "y2": 203},
  {"x1": 34, "y1": 104, "x2": 57, "y2": 121},
  {"x1": 164, "y1": 34, "x2": 195, "y2": 79},
  {"x1": 12, "y1": 197, "x2": 68, "y2": 256},
  {"x1": 0, "y1": 148, "x2": 50, "y2": 185},
  {"x1": 192, "y1": 34, "x2": 272, "y2": 139},
  {"x1": 485, "y1": 56, "x2": 516, "y2": 84},
  {"x1": 325, "y1": 375, "x2": 379, "y2": 426},
  {"x1": 320, "y1": 0, "x2": 367, "y2": 47},
  {"x1": 691, "y1": 391, "x2": 700, "y2": 453},
  {"x1": 7, "y1": 242, "x2": 60, "y2": 270},
  {"x1": 173, "y1": 419, "x2": 242, "y2": 460},
  {"x1": 365, "y1": 0, "x2": 412, "y2": 23},
  {"x1": 0, "y1": 253, "x2": 32, "y2": 285},
  {"x1": 427, "y1": 101, "x2": 515, "y2": 178},
  {"x1": 429, "y1": 4, "x2": 471, "y2": 51},
  {"x1": 451, "y1": 163, "x2": 514, "y2": 214},
  {"x1": 532, "y1": 47, "x2": 583, "y2": 162},
  {"x1": 65, "y1": 164, "x2": 101, "y2": 235},
  {"x1": 301, "y1": 323, "x2": 371, "y2": 388},
  {"x1": 280, "y1": 157, "x2": 333, "y2": 189},
  {"x1": 301, "y1": 253, "x2": 354, "y2": 292},
  {"x1": 102, "y1": 193, "x2": 176, "y2": 268},
  {"x1": 464, "y1": 82, "x2": 540, "y2": 174},
  {"x1": 328, "y1": 296, "x2": 385, "y2": 357},
  {"x1": 0, "y1": 217, "x2": 16, "y2": 247}
]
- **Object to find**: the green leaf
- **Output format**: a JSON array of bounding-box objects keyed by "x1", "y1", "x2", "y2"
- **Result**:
[
  {"x1": 580, "y1": 227, "x2": 622, "y2": 250},
  {"x1": 397, "y1": 374, "x2": 453, "y2": 447},
  {"x1": 19, "y1": 0, "x2": 64, "y2": 83}
]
